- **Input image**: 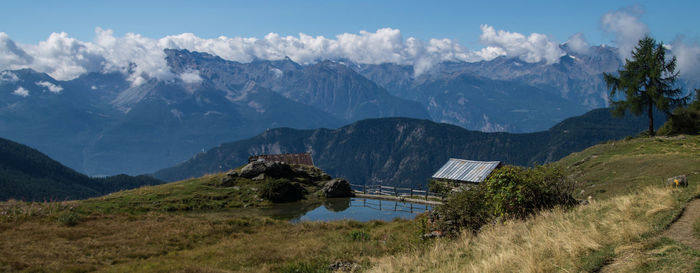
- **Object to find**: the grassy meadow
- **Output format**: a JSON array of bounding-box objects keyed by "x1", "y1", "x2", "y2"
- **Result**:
[{"x1": 1, "y1": 135, "x2": 699, "y2": 272}]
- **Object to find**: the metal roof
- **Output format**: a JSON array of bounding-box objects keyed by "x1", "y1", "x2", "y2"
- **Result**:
[{"x1": 431, "y1": 158, "x2": 501, "y2": 183}]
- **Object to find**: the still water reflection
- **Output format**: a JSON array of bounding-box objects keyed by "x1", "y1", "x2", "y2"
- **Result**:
[{"x1": 263, "y1": 197, "x2": 432, "y2": 222}]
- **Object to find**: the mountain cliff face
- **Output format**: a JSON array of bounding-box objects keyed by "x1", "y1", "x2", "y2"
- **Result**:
[
  {"x1": 0, "y1": 50, "x2": 428, "y2": 176},
  {"x1": 353, "y1": 46, "x2": 622, "y2": 132},
  {"x1": 154, "y1": 108, "x2": 665, "y2": 188}
]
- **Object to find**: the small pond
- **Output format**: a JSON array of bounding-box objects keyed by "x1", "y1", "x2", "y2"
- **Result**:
[{"x1": 261, "y1": 197, "x2": 432, "y2": 223}]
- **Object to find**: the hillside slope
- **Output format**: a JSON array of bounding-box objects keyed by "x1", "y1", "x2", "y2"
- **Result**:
[
  {"x1": 0, "y1": 137, "x2": 163, "y2": 201},
  {"x1": 155, "y1": 108, "x2": 665, "y2": 187},
  {"x1": 557, "y1": 135, "x2": 700, "y2": 200},
  {"x1": 368, "y1": 135, "x2": 700, "y2": 272}
]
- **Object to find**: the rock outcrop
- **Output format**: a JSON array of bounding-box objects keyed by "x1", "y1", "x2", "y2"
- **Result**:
[
  {"x1": 322, "y1": 178, "x2": 354, "y2": 198},
  {"x1": 221, "y1": 161, "x2": 350, "y2": 203}
]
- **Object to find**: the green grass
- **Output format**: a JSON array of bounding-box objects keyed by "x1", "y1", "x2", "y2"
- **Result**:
[
  {"x1": 624, "y1": 237, "x2": 700, "y2": 273},
  {"x1": 79, "y1": 173, "x2": 268, "y2": 214},
  {"x1": 2, "y1": 135, "x2": 700, "y2": 272},
  {"x1": 556, "y1": 135, "x2": 700, "y2": 200},
  {"x1": 0, "y1": 204, "x2": 427, "y2": 272}
]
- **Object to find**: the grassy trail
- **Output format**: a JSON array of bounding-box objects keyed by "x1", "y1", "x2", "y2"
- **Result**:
[{"x1": 662, "y1": 198, "x2": 700, "y2": 250}]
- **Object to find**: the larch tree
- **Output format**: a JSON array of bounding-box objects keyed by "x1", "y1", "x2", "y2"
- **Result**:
[{"x1": 603, "y1": 36, "x2": 688, "y2": 136}]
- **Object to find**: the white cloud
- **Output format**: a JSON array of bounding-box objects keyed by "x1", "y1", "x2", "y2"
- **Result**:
[
  {"x1": 565, "y1": 33, "x2": 591, "y2": 55},
  {"x1": 600, "y1": 7, "x2": 649, "y2": 59},
  {"x1": 479, "y1": 25, "x2": 564, "y2": 64},
  {"x1": 0, "y1": 27, "x2": 551, "y2": 80},
  {"x1": 179, "y1": 70, "x2": 203, "y2": 84},
  {"x1": 12, "y1": 86, "x2": 28, "y2": 97},
  {"x1": 0, "y1": 33, "x2": 33, "y2": 68},
  {"x1": 35, "y1": 81, "x2": 63, "y2": 93},
  {"x1": 22, "y1": 32, "x2": 106, "y2": 81},
  {"x1": 9, "y1": 21, "x2": 698, "y2": 85},
  {"x1": 670, "y1": 37, "x2": 700, "y2": 88},
  {"x1": 0, "y1": 71, "x2": 19, "y2": 83}
]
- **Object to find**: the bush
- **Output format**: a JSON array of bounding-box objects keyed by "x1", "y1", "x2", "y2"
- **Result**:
[
  {"x1": 57, "y1": 211, "x2": 82, "y2": 227},
  {"x1": 433, "y1": 165, "x2": 575, "y2": 234},
  {"x1": 659, "y1": 89, "x2": 700, "y2": 136},
  {"x1": 658, "y1": 107, "x2": 700, "y2": 135},
  {"x1": 428, "y1": 179, "x2": 452, "y2": 197},
  {"x1": 347, "y1": 230, "x2": 371, "y2": 241},
  {"x1": 485, "y1": 165, "x2": 575, "y2": 219},
  {"x1": 435, "y1": 184, "x2": 490, "y2": 235},
  {"x1": 260, "y1": 178, "x2": 306, "y2": 203}
]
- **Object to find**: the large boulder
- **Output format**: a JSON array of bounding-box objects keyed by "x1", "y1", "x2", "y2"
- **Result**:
[
  {"x1": 322, "y1": 178, "x2": 354, "y2": 198},
  {"x1": 261, "y1": 179, "x2": 306, "y2": 203},
  {"x1": 239, "y1": 161, "x2": 268, "y2": 178},
  {"x1": 240, "y1": 161, "x2": 295, "y2": 179}
]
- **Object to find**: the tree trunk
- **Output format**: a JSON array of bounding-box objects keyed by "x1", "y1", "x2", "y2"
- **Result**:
[{"x1": 648, "y1": 101, "x2": 655, "y2": 136}]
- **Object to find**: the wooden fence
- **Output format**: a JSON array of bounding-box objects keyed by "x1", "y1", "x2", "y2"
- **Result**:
[
  {"x1": 351, "y1": 198, "x2": 431, "y2": 214},
  {"x1": 349, "y1": 184, "x2": 441, "y2": 201}
]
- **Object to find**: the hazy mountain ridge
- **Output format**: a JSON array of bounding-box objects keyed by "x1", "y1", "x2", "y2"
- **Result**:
[
  {"x1": 0, "y1": 137, "x2": 163, "y2": 201},
  {"x1": 0, "y1": 46, "x2": 627, "y2": 176},
  {"x1": 154, "y1": 108, "x2": 665, "y2": 187},
  {"x1": 1, "y1": 49, "x2": 429, "y2": 176},
  {"x1": 352, "y1": 45, "x2": 622, "y2": 132}
]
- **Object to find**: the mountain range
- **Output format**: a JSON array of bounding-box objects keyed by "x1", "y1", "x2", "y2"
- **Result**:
[
  {"x1": 154, "y1": 108, "x2": 665, "y2": 188},
  {"x1": 0, "y1": 46, "x2": 624, "y2": 176}
]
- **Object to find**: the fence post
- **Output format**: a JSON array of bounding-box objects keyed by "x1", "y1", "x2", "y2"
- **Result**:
[
  {"x1": 394, "y1": 187, "x2": 398, "y2": 197},
  {"x1": 425, "y1": 187, "x2": 428, "y2": 200},
  {"x1": 363, "y1": 184, "x2": 366, "y2": 194}
]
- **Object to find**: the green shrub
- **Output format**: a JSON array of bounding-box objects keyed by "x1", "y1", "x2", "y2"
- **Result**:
[
  {"x1": 260, "y1": 178, "x2": 305, "y2": 203},
  {"x1": 347, "y1": 230, "x2": 371, "y2": 241},
  {"x1": 434, "y1": 165, "x2": 575, "y2": 234},
  {"x1": 484, "y1": 165, "x2": 575, "y2": 219},
  {"x1": 659, "y1": 89, "x2": 700, "y2": 136},
  {"x1": 658, "y1": 107, "x2": 700, "y2": 135},
  {"x1": 435, "y1": 184, "x2": 490, "y2": 235},
  {"x1": 57, "y1": 211, "x2": 82, "y2": 227},
  {"x1": 428, "y1": 179, "x2": 452, "y2": 197}
]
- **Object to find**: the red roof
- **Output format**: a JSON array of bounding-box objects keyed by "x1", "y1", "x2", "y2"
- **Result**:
[{"x1": 248, "y1": 153, "x2": 314, "y2": 166}]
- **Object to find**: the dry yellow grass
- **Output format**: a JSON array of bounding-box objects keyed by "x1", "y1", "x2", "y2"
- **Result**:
[{"x1": 368, "y1": 186, "x2": 692, "y2": 272}]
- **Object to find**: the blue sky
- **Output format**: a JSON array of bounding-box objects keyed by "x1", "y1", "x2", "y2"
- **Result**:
[
  {"x1": 2, "y1": 0, "x2": 698, "y2": 47},
  {"x1": 2, "y1": 0, "x2": 700, "y2": 84}
]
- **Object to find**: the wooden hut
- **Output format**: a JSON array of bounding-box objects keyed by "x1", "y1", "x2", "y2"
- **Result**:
[
  {"x1": 248, "y1": 152, "x2": 314, "y2": 166},
  {"x1": 431, "y1": 158, "x2": 501, "y2": 184}
]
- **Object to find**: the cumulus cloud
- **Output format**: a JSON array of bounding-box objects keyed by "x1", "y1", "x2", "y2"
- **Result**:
[
  {"x1": 670, "y1": 37, "x2": 700, "y2": 88},
  {"x1": 22, "y1": 32, "x2": 106, "y2": 81},
  {"x1": 179, "y1": 70, "x2": 203, "y2": 84},
  {"x1": 479, "y1": 25, "x2": 564, "y2": 64},
  {"x1": 600, "y1": 7, "x2": 649, "y2": 59},
  {"x1": 0, "y1": 26, "x2": 578, "y2": 81},
  {"x1": 12, "y1": 86, "x2": 28, "y2": 97},
  {"x1": 36, "y1": 81, "x2": 63, "y2": 93},
  {"x1": 0, "y1": 33, "x2": 33, "y2": 68},
  {"x1": 0, "y1": 71, "x2": 19, "y2": 83},
  {"x1": 565, "y1": 33, "x2": 591, "y2": 55}
]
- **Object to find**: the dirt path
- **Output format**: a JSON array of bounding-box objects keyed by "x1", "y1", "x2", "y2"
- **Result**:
[
  {"x1": 660, "y1": 198, "x2": 700, "y2": 250},
  {"x1": 601, "y1": 198, "x2": 700, "y2": 272}
]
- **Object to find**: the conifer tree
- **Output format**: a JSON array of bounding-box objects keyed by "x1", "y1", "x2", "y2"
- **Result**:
[{"x1": 604, "y1": 36, "x2": 688, "y2": 136}]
